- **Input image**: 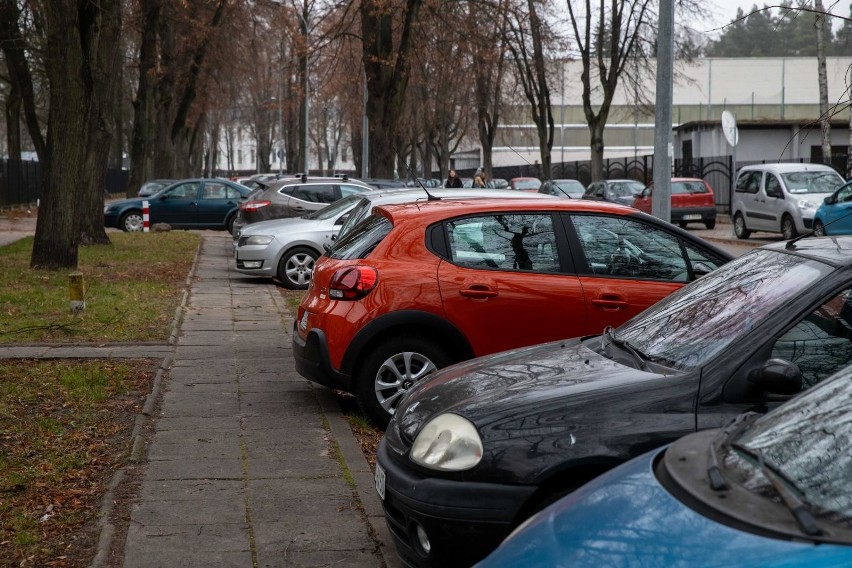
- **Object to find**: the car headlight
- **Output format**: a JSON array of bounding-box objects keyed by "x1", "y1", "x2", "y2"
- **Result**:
[
  {"x1": 244, "y1": 235, "x2": 274, "y2": 246},
  {"x1": 409, "y1": 413, "x2": 483, "y2": 471},
  {"x1": 798, "y1": 199, "x2": 817, "y2": 210}
]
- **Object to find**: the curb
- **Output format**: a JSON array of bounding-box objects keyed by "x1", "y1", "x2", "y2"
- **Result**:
[{"x1": 89, "y1": 236, "x2": 200, "y2": 568}]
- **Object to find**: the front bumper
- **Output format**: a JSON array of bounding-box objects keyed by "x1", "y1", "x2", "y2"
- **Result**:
[
  {"x1": 377, "y1": 439, "x2": 536, "y2": 568},
  {"x1": 233, "y1": 245, "x2": 276, "y2": 276},
  {"x1": 292, "y1": 322, "x2": 352, "y2": 391}
]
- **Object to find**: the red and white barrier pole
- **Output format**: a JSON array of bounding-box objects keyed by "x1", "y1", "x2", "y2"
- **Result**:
[{"x1": 142, "y1": 200, "x2": 150, "y2": 232}]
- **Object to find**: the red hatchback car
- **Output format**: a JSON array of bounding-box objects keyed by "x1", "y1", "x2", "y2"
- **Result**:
[
  {"x1": 293, "y1": 198, "x2": 732, "y2": 426},
  {"x1": 631, "y1": 177, "x2": 717, "y2": 229}
]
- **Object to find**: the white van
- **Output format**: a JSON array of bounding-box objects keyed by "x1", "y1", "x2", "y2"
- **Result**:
[{"x1": 731, "y1": 163, "x2": 845, "y2": 239}]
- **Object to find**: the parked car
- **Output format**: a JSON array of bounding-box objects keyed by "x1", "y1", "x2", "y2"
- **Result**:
[
  {"x1": 478, "y1": 365, "x2": 852, "y2": 567},
  {"x1": 362, "y1": 178, "x2": 408, "y2": 190},
  {"x1": 486, "y1": 178, "x2": 509, "y2": 190},
  {"x1": 231, "y1": 175, "x2": 375, "y2": 238},
  {"x1": 813, "y1": 179, "x2": 852, "y2": 236},
  {"x1": 509, "y1": 177, "x2": 541, "y2": 192},
  {"x1": 732, "y1": 163, "x2": 845, "y2": 240},
  {"x1": 583, "y1": 178, "x2": 645, "y2": 205},
  {"x1": 631, "y1": 177, "x2": 717, "y2": 229},
  {"x1": 539, "y1": 179, "x2": 585, "y2": 199},
  {"x1": 234, "y1": 194, "x2": 364, "y2": 289},
  {"x1": 104, "y1": 178, "x2": 251, "y2": 233},
  {"x1": 293, "y1": 198, "x2": 732, "y2": 428},
  {"x1": 375, "y1": 235, "x2": 852, "y2": 568},
  {"x1": 137, "y1": 179, "x2": 176, "y2": 198},
  {"x1": 236, "y1": 188, "x2": 555, "y2": 289}
]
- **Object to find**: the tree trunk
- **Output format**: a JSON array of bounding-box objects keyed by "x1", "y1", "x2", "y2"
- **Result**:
[
  {"x1": 129, "y1": 0, "x2": 160, "y2": 194},
  {"x1": 815, "y1": 0, "x2": 831, "y2": 164},
  {"x1": 5, "y1": 84, "x2": 22, "y2": 159},
  {"x1": 360, "y1": 0, "x2": 423, "y2": 178},
  {"x1": 589, "y1": 118, "x2": 606, "y2": 181}
]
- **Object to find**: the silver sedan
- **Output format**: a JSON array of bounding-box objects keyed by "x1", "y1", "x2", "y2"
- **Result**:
[{"x1": 233, "y1": 195, "x2": 360, "y2": 289}]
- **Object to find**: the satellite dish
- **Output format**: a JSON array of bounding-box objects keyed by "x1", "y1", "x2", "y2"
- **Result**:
[{"x1": 722, "y1": 111, "x2": 739, "y2": 147}]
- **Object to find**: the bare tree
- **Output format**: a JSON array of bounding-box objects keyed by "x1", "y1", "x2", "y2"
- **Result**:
[
  {"x1": 815, "y1": 0, "x2": 831, "y2": 164},
  {"x1": 505, "y1": 0, "x2": 556, "y2": 181}
]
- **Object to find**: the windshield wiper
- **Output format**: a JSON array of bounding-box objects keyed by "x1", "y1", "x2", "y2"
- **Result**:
[
  {"x1": 707, "y1": 412, "x2": 760, "y2": 491},
  {"x1": 601, "y1": 325, "x2": 650, "y2": 372},
  {"x1": 730, "y1": 442, "x2": 824, "y2": 537}
]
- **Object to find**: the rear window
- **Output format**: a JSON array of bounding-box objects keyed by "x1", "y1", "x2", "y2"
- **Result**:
[
  {"x1": 671, "y1": 181, "x2": 708, "y2": 194},
  {"x1": 328, "y1": 214, "x2": 392, "y2": 260}
]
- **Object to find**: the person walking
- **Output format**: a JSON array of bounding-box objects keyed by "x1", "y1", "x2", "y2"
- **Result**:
[{"x1": 445, "y1": 169, "x2": 463, "y2": 188}]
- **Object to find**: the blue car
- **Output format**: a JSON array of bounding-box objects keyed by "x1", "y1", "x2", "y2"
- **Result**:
[
  {"x1": 814, "y1": 180, "x2": 852, "y2": 236},
  {"x1": 477, "y1": 366, "x2": 852, "y2": 568},
  {"x1": 104, "y1": 178, "x2": 251, "y2": 233}
]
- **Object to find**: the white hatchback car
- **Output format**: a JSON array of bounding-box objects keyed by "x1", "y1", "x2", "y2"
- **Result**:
[{"x1": 731, "y1": 163, "x2": 845, "y2": 240}]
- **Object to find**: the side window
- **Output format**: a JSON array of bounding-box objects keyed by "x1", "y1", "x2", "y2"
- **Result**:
[
  {"x1": 683, "y1": 242, "x2": 726, "y2": 276},
  {"x1": 224, "y1": 185, "x2": 243, "y2": 199},
  {"x1": 736, "y1": 172, "x2": 761, "y2": 194},
  {"x1": 446, "y1": 214, "x2": 560, "y2": 272},
  {"x1": 201, "y1": 182, "x2": 228, "y2": 200},
  {"x1": 291, "y1": 184, "x2": 335, "y2": 203},
  {"x1": 771, "y1": 289, "x2": 852, "y2": 390},
  {"x1": 339, "y1": 184, "x2": 368, "y2": 197},
  {"x1": 163, "y1": 182, "x2": 197, "y2": 199},
  {"x1": 765, "y1": 174, "x2": 783, "y2": 198},
  {"x1": 571, "y1": 215, "x2": 688, "y2": 280},
  {"x1": 838, "y1": 183, "x2": 852, "y2": 203}
]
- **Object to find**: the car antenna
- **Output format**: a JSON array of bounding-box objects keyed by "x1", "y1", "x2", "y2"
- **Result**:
[{"x1": 393, "y1": 145, "x2": 440, "y2": 201}]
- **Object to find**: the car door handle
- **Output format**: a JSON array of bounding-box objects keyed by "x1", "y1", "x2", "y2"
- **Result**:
[
  {"x1": 592, "y1": 297, "x2": 628, "y2": 310},
  {"x1": 459, "y1": 286, "x2": 498, "y2": 299}
]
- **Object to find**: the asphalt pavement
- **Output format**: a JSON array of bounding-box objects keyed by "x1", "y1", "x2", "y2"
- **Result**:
[{"x1": 0, "y1": 211, "x2": 779, "y2": 568}]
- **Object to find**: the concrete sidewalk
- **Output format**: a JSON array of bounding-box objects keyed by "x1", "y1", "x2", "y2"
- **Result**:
[{"x1": 109, "y1": 233, "x2": 398, "y2": 567}]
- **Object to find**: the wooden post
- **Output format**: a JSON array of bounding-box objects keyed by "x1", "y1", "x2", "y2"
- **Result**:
[{"x1": 69, "y1": 271, "x2": 85, "y2": 313}]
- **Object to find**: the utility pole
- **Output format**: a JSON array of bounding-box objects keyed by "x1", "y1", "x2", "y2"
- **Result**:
[{"x1": 652, "y1": 0, "x2": 674, "y2": 223}]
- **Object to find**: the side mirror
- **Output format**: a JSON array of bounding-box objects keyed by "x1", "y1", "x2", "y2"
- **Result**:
[
  {"x1": 640, "y1": 188, "x2": 649, "y2": 198},
  {"x1": 748, "y1": 358, "x2": 802, "y2": 395},
  {"x1": 825, "y1": 195, "x2": 837, "y2": 205},
  {"x1": 335, "y1": 213, "x2": 350, "y2": 226}
]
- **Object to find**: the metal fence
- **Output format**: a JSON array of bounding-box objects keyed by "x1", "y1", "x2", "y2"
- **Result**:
[
  {"x1": 459, "y1": 153, "x2": 842, "y2": 215},
  {"x1": 0, "y1": 159, "x2": 129, "y2": 207}
]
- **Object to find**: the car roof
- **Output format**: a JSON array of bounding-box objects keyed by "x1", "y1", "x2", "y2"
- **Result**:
[
  {"x1": 761, "y1": 236, "x2": 852, "y2": 266},
  {"x1": 374, "y1": 197, "x2": 636, "y2": 225},
  {"x1": 738, "y1": 163, "x2": 839, "y2": 174},
  {"x1": 358, "y1": 188, "x2": 556, "y2": 206}
]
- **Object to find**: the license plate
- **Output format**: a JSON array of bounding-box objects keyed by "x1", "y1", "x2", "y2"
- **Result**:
[
  {"x1": 375, "y1": 463, "x2": 386, "y2": 501},
  {"x1": 682, "y1": 214, "x2": 702, "y2": 220}
]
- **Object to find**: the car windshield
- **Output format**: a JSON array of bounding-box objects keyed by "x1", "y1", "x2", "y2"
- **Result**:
[
  {"x1": 723, "y1": 371, "x2": 852, "y2": 520},
  {"x1": 616, "y1": 250, "x2": 833, "y2": 370},
  {"x1": 555, "y1": 181, "x2": 585, "y2": 195},
  {"x1": 609, "y1": 181, "x2": 645, "y2": 197},
  {"x1": 513, "y1": 179, "x2": 539, "y2": 190},
  {"x1": 781, "y1": 171, "x2": 844, "y2": 194},
  {"x1": 671, "y1": 181, "x2": 708, "y2": 194},
  {"x1": 303, "y1": 195, "x2": 360, "y2": 220}
]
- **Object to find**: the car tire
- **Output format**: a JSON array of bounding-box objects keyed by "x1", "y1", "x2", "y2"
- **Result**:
[
  {"x1": 814, "y1": 219, "x2": 826, "y2": 237},
  {"x1": 120, "y1": 211, "x2": 144, "y2": 232},
  {"x1": 356, "y1": 335, "x2": 452, "y2": 428},
  {"x1": 733, "y1": 213, "x2": 750, "y2": 239},
  {"x1": 227, "y1": 214, "x2": 237, "y2": 235},
  {"x1": 704, "y1": 219, "x2": 716, "y2": 230},
  {"x1": 781, "y1": 214, "x2": 798, "y2": 240},
  {"x1": 276, "y1": 247, "x2": 318, "y2": 290}
]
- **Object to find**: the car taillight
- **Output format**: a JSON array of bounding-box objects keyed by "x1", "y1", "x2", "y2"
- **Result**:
[
  {"x1": 329, "y1": 267, "x2": 378, "y2": 300},
  {"x1": 240, "y1": 200, "x2": 271, "y2": 212}
]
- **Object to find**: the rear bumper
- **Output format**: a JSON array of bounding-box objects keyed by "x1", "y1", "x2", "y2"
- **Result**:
[
  {"x1": 671, "y1": 206, "x2": 716, "y2": 223},
  {"x1": 292, "y1": 322, "x2": 352, "y2": 391}
]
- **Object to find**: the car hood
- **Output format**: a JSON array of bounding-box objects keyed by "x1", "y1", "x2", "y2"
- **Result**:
[
  {"x1": 106, "y1": 197, "x2": 145, "y2": 208},
  {"x1": 477, "y1": 447, "x2": 852, "y2": 567},
  {"x1": 395, "y1": 338, "x2": 658, "y2": 442},
  {"x1": 240, "y1": 216, "x2": 328, "y2": 236}
]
